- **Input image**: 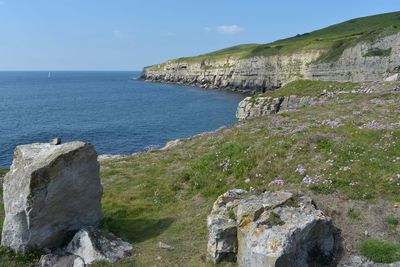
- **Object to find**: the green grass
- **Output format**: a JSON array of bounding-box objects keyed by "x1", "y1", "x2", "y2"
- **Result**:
[
  {"x1": 0, "y1": 247, "x2": 40, "y2": 267},
  {"x1": 1, "y1": 91, "x2": 400, "y2": 266},
  {"x1": 258, "y1": 80, "x2": 359, "y2": 98},
  {"x1": 169, "y1": 11, "x2": 400, "y2": 64},
  {"x1": 0, "y1": 168, "x2": 8, "y2": 178},
  {"x1": 361, "y1": 239, "x2": 400, "y2": 263},
  {"x1": 385, "y1": 216, "x2": 399, "y2": 226}
]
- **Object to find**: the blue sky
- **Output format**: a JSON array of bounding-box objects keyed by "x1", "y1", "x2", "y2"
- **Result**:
[{"x1": 0, "y1": 0, "x2": 399, "y2": 71}]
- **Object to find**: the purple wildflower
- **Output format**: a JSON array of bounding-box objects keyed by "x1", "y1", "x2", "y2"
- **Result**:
[
  {"x1": 321, "y1": 119, "x2": 343, "y2": 128},
  {"x1": 268, "y1": 178, "x2": 285, "y2": 187},
  {"x1": 302, "y1": 176, "x2": 314, "y2": 186},
  {"x1": 295, "y1": 165, "x2": 306, "y2": 175},
  {"x1": 360, "y1": 120, "x2": 390, "y2": 130}
]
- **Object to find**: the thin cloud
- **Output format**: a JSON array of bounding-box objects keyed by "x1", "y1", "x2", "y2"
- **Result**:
[
  {"x1": 216, "y1": 25, "x2": 244, "y2": 35},
  {"x1": 113, "y1": 30, "x2": 126, "y2": 39}
]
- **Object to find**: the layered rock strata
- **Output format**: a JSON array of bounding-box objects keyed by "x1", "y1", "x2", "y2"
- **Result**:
[{"x1": 142, "y1": 33, "x2": 400, "y2": 93}]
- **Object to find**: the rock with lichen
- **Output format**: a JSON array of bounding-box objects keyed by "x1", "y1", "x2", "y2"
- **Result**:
[{"x1": 207, "y1": 189, "x2": 338, "y2": 267}]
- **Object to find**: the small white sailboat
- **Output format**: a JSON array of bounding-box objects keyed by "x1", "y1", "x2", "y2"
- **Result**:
[{"x1": 48, "y1": 72, "x2": 51, "y2": 78}]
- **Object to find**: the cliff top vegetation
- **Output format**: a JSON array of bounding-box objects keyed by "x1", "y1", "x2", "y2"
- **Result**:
[{"x1": 169, "y1": 11, "x2": 400, "y2": 64}]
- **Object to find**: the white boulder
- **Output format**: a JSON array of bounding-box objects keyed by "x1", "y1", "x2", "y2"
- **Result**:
[{"x1": 1, "y1": 141, "x2": 104, "y2": 252}]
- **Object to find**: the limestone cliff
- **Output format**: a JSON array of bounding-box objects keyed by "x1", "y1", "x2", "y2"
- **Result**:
[{"x1": 142, "y1": 33, "x2": 400, "y2": 93}]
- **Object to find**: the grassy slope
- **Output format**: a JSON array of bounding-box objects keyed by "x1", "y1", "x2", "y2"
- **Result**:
[
  {"x1": 99, "y1": 89, "x2": 400, "y2": 266},
  {"x1": 259, "y1": 79, "x2": 359, "y2": 98},
  {"x1": 1, "y1": 85, "x2": 400, "y2": 266},
  {"x1": 172, "y1": 11, "x2": 400, "y2": 64}
]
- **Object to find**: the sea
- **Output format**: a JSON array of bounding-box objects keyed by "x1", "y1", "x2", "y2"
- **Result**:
[{"x1": 0, "y1": 71, "x2": 245, "y2": 167}]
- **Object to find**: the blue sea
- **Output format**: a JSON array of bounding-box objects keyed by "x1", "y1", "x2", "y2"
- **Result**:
[{"x1": 0, "y1": 71, "x2": 245, "y2": 167}]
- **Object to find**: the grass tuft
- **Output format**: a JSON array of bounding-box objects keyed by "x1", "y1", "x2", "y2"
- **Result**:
[
  {"x1": 361, "y1": 239, "x2": 400, "y2": 263},
  {"x1": 385, "y1": 216, "x2": 399, "y2": 226}
]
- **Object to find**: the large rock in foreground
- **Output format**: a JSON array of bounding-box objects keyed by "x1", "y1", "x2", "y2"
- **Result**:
[
  {"x1": 2, "y1": 141, "x2": 104, "y2": 252},
  {"x1": 207, "y1": 189, "x2": 338, "y2": 267}
]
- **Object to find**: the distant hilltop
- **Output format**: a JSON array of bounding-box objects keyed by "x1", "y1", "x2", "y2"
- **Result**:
[{"x1": 141, "y1": 11, "x2": 400, "y2": 93}]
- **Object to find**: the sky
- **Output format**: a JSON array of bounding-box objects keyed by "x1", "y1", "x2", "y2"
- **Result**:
[{"x1": 0, "y1": 0, "x2": 399, "y2": 71}]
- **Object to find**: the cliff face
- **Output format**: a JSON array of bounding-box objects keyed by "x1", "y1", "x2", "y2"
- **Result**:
[{"x1": 142, "y1": 33, "x2": 400, "y2": 93}]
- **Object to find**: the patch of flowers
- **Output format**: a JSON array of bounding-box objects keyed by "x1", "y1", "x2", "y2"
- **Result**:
[
  {"x1": 268, "y1": 177, "x2": 284, "y2": 187},
  {"x1": 326, "y1": 159, "x2": 334, "y2": 166},
  {"x1": 391, "y1": 121, "x2": 400, "y2": 128},
  {"x1": 359, "y1": 120, "x2": 390, "y2": 130},
  {"x1": 370, "y1": 98, "x2": 386, "y2": 105},
  {"x1": 295, "y1": 165, "x2": 306, "y2": 175},
  {"x1": 339, "y1": 166, "x2": 351, "y2": 172},
  {"x1": 302, "y1": 175, "x2": 322, "y2": 186},
  {"x1": 321, "y1": 119, "x2": 343, "y2": 128}
]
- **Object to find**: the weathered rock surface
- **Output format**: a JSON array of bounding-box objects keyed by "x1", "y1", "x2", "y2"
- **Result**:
[
  {"x1": 207, "y1": 189, "x2": 338, "y2": 267},
  {"x1": 37, "y1": 252, "x2": 85, "y2": 267},
  {"x1": 66, "y1": 227, "x2": 133, "y2": 264},
  {"x1": 236, "y1": 95, "x2": 317, "y2": 120},
  {"x1": 1, "y1": 141, "x2": 104, "y2": 252},
  {"x1": 142, "y1": 33, "x2": 400, "y2": 93}
]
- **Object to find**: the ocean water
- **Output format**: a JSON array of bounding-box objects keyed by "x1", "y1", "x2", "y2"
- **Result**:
[{"x1": 0, "y1": 71, "x2": 245, "y2": 167}]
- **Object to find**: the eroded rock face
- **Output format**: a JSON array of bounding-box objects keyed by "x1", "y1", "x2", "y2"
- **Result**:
[
  {"x1": 66, "y1": 227, "x2": 133, "y2": 264},
  {"x1": 207, "y1": 190, "x2": 337, "y2": 267},
  {"x1": 1, "y1": 141, "x2": 104, "y2": 252},
  {"x1": 236, "y1": 97, "x2": 283, "y2": 121},
  {"x1": 236, "y1": 95, "x2": 317, "y2": 120}
]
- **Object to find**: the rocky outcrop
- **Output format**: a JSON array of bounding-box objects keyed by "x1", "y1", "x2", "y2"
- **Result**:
[
  {"x1": 66, "y1": 227, "x2": 133, "y2": 264},
  {"x1": 207, "y1": 189, "x2": 338, "y2": 267},
  {"x1": 1, "y1": 141, "x2": 104, "y2": 252},
  {"x1": 38, "y1": 253, "x2": 85, "y2": 267},
  {"x1": 236, "y1": 95, "x2": 317, "y2": 120},
  {"x1": 37, "y1": 227, "x2": 133, "y2": 266},
  {"x1": 142, "y1": 33, "x2": 400, "y2": 93}
]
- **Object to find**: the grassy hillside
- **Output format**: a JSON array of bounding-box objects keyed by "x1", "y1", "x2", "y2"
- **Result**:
[
  {"x1": 1, "y1": 83, "x2": 400, "y2": 266},
  {"x1": 173, "y1": 11, "x2": 400, "y2": 64},
  {"x1": 259, "y1": 79, "x2": 359, "y2": 98}
]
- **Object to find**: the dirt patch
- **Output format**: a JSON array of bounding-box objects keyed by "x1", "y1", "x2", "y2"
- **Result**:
[{"x1": 311, "y1": 192, "x2": 400, "y2": 260}]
